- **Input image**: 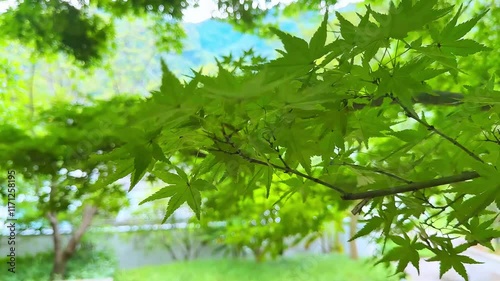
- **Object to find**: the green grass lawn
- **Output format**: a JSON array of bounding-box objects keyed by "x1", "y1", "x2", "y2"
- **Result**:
[{"x1": 114, "y1": 254, "x2": 401, "y2": 281}]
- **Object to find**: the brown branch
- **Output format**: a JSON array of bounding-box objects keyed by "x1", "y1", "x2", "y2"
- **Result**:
[
  {"x1": 63, "y1": 205, "x2": 98, "y2": 260},
  {"x1": 351, "y1": 199, "x2": 370, "y2": 215},
  {"x1": 414, "y1": 91, "x2": 464, "y2": 105},
  {"x1": 351, "y1": 91, "x2": 490, "y2": 110},
  {"x1": 342, "y1": 171, "x2": 480, "y2": 200},
  {"x1": 209, "y1": 147, "x2": 481, "y2": 203},
  {"x1": 393, "y1": 97, "x2": 484, "y2": 163},
  {"x1": 207, "y1": 137, "x2": 481, "y2": 202},
  {"x1": 47, "y1": 212, "x2": 62, "y2": 256},
  {"x1": 193, "y1": 127, "x2": 483, "y2": 208},
  {"x1": 47, "y1": 210, "x2": 67, "y2": 280},
  {"x1": 424, "y1": 194, "x2": 465, "y2": 225}
]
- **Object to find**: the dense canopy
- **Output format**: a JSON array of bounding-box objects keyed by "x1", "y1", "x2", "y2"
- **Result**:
[{"x1": 90, "y1": 1, "x2": 500, "y2": 279}]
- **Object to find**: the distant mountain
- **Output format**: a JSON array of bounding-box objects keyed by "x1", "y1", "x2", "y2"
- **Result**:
[
  {"x1": 16, "y1": 10, "x2": 326, "y2": 100},
  {"x1": 162, "y1": 10, "x2": 322, "y2": 77}
]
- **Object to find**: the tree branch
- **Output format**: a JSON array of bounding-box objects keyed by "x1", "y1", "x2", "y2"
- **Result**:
[
  {"x1": 342, "y1": 171, "x2": 480, "y2": 200},
  {"x1": 208, "y1": 131, "x2": 348, "y2": 194},
  {"x1": 351, "y1": 91, "x2": 490, "y2": 110},
  {"x1": 47, "y1": 211, "x2": 62, "y2": 256},
  {"x1": 393, "y1": 97, "x2": 484, "y2": 163},
  {"x1": 208, "y1": 141, "x2": 481, "y2": 202},
  {"x1": 63, "y1": 205, "x2": 98, "y2": 260},
  {"x1": 201, "y1": 127, "x2": 482, "y2": 206}
]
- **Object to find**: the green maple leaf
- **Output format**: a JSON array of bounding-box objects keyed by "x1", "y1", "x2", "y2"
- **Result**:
[
  {"x1": 281, "y1": 128, "x2": 313, "y2": 175},
  {"x1": 428, "y1": 251, "x2": 482, "y2": 281},
  {"x1": 318, "y1": 131, "x2": 341, "y2": 168},
  {"x1": 431, "y1": 7, "x2": 491, "y2": 57},
  {"x1": 139, "y1": 172, "x2": 209, "y2": 221},
  {"x1": 335, "y1": 7, "x2": 388, "y2": 62},
  {"x1": 336, "y1": 12, "x2": 356, "y2": 43},
  {"x1": 138, "y1": 185, "x2": 178, "y2": 205},
  {"x1": 388, "y1": 129, "x2": 426, "y2": 143},
  {"x1": 349, "y1": 216, "x2": 383, "y2": 241},
  {"x1": 375, "y1": 61, "x2": 428, "y2": 99},
  {"x1": 262, "y1": 165, "x2": 273, "y2": 198},
  {"x1": 440, "y1": 39, "x2": 490, "y2": 57},
  {"x1": 372, "y1": 0, "x2": 452, "y2": 39},
  {"x1": 270, "y1": 27, "x2": 309, "y2": 56},
  {"x1": 197, "y1": 61, "x2": 238, "y2": 98},
  {"x1": 190, "y1": 179, "x2": 217, "y2": 192},
  {"x1": 153, "y1": 60, "x2": 185, "y2": 107},
  {"x1": 94, "y1": 159, "x2": 134, "y2": 189},
  {"x1": 268, "y1": 26, "x2": 314, "y2": 75},
  {"x1": 111, "y1": 128, "x2": 163, "y2": 191},
  {"x1": 151, "y1": 142, "x2": 169, "y2": 163},
  {"x1": 378, "y1": 235, "x2": 423, "y2": 274},
  {"x1": 439, "y1": 6, "x2": 489, "y2": 42},
  {"x1": 462, "y1": 215, "x2": 500, "y2": 250},
  {"x1": 309, "y1": 13, "x2": 328, "y2": 59},
  {"x1": 244, "y1": 166, "x2": 266, "y2": 195},
  {"x1": 191, "y1": 154, "x2": 219, "y2": 178},
  {"x1": 282, "y1": 177, "x2": 312, "y2": 202},
  {"x1": 164, "y1": 184, "x2": 202, "y2": 222},
  {"x1": 154, "y1": 170, "x2": 186, "y2": 185},
  {"x1": 130, "y1": 145, "x2": 153, "y2": 191}
]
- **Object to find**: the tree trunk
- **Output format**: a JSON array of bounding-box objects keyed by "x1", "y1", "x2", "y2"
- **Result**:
[
  {"x1": 252, "y1": 247, "x2": 265, "y2": 262},
  {"x1": 47, "y1": 205, "x2": 98, "y2": 280},
  {"x1": 51, "y1": 254, "x2": 67, "y2": 280},
  {"x1": 277, "y1": 238, "x2": 285, "y2": 256},
  {"x1": 320, "y1": 234, "x2": 327, "y2": 253},
  {"x1": 47, "y1": 211, "x2": 66, "y2": 280},
  {"x1": 333, "y1": 231, "x2": 343, "y2": 253},
  {"x1": 349, "y1": 213, "x2": 359, "y2": 260}
]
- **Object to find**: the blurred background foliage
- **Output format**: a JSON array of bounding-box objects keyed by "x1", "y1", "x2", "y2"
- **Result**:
[
  {"x1": 0, "y1": 0, "x2": 336, "y2": 65},
  {"x1": 0, "y1": 240, "x2": 117, "y2": 281}
]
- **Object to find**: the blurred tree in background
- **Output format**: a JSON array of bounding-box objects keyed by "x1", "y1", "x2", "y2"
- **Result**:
[
  {"x1": 0, "y1": 0, "x2": 338, "y2": 65},
  {"x1": 198, "y1": 170, "x2": 350, "y2": 262},
  {"x1": 0, "y1": 96, "x2": 139, "y2": 279}
]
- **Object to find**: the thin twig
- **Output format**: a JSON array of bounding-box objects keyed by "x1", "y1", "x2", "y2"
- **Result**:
[
  {"x1": 393, "y1": 97, "x2": 483, "y2": 163},
  {"x1": 209, "y1": 132, "x2": 347, "y2": 194},
  {"x1": 209, "y1": 147, "x2": 346, "y2": 194},
  {"x1": 207, "y1": 128, "x2": 482, "y2": 203},
  {"x1": 424, "y1": 194, "x2": 465, "y2": 225},
  {"x1": 337, "y1": 162, "x2": 412, "y2": 183}
]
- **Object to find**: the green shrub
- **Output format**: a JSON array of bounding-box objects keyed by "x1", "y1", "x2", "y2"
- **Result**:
[
  {"x1": 65, "y1": 242, "x2": 117, "y2": 280},
  {"x1": 0, "y1": 242, "x2": 117, "y2": 281}
]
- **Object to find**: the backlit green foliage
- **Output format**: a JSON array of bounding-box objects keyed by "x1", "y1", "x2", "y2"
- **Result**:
[{"x1": 86, "y1": 1, "x2": 499, "y2": 279}]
